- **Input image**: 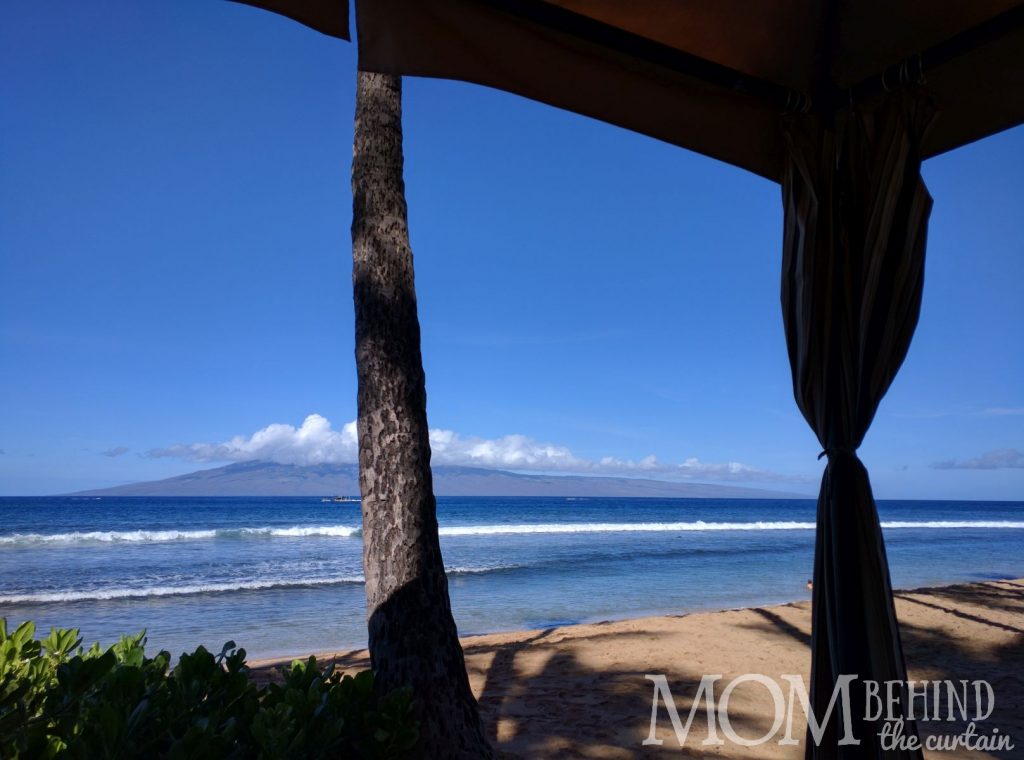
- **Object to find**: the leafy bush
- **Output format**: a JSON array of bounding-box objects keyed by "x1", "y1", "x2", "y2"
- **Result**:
[{"x1": 0, "y1": 619, "x2": 417, "y2": 759}]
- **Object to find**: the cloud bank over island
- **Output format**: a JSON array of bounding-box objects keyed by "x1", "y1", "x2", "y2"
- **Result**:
[{"x1": 146, "y1": 413, "x2": 807, "y2": 484}]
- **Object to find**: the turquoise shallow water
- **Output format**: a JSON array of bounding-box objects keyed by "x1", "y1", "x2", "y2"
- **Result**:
[{"x1": 0, "y1": 496, "x2": 1022, "y2": 659}]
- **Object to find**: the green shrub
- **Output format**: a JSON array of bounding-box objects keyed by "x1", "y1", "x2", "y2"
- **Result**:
[{"x1": 0, "y1": 619, "x2": 417, "y2": 759}]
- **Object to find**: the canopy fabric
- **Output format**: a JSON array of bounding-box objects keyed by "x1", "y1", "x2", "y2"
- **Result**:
[
  {"x1": 233, "y1": 0, "x2": 1024, "y2": 179},
  {"x1": 781, "y1": 93, "x2": 933, "y2": 756},
  {"x1": 230, "y1": 0, "x2": 349, "y2": 39},
  {"x1": 352, "y1": 0, "x2": 1024, "y2": 180}
]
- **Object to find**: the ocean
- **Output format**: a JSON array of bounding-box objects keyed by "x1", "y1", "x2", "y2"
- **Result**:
[{"x1": 1, "y1": 496, "x2": 1022, "y2": 660}]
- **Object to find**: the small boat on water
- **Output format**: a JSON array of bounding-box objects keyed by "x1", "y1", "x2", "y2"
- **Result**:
[{"x1": 321, "y1": 496, "x2": 361, "y2": 503}]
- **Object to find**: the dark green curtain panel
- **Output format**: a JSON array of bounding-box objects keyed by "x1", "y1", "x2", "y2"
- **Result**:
[{"x1": 781, "y1": 94, "x2": 934, "y2": 759}]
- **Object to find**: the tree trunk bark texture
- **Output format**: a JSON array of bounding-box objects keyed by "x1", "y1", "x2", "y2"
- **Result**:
[{"x1": 351, "y1": 70, "x2": 493, "y2": 759}]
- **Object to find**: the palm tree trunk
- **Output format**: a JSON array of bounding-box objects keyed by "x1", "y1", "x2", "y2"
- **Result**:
[{"x1": 351, "y1": 70, "x2": 493, "y2": 759}]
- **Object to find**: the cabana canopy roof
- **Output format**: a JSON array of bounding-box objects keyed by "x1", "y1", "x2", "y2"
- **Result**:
[{"x1": 242, "y1": 0, "x2": 1024, "y2": 180}]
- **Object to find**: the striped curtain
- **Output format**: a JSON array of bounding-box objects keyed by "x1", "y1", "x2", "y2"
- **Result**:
[{"x1": 781, "y1": 93, "x2": 934, "y2": 759}]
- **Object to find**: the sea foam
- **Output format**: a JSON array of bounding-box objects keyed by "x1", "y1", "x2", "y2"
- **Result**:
[
  {"x1": 0, "y1": 564, "x2": 521, "y2": 604},
  {"x1": 0, "y1": 529, "x2": 219, "y2": 545},
  {"x1": 438, "y1": 520, "x2": 1024, "y2": 536},
  {"x1": 0, "y1": 525, "x2": 361, "y2": 546},
  {"x1": 1, "y1": 520, "x2": 1021, "y2": 547},
  {"x1": 0, "y1": 576, "x2": 364, "y2": 604}
]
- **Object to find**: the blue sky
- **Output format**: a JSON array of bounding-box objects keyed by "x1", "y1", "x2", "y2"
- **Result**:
[{"x1": 1, "y1": 1, "x2": 1021, "y2": 499}]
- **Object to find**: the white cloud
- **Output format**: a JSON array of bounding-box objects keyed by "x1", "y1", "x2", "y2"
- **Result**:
[
  {"x1": 147, "y1": 414, "x2": 358, "y2": 466},
  {"x1": 148, "y1": 414, "x2": 804, "y2": 482},
  {"x1": 102, "y1": 446, "x2": 129, "y2": 458},
  {"x1": 583, "y1": 454, "x2": 799, "y2": 482},
  {"x1": 428, "y1": 429, "x2": 593, "y2": 470},
  {"x1": 932, "y1": 448, "x2": 1024, "y2": 470}
]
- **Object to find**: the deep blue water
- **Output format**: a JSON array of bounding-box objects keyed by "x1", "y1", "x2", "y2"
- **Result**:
[{"x1": 1, "y1": 496, "x2": 1022, "y2": 659}]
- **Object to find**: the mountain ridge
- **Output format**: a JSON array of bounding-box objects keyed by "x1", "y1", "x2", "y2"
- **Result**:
[{"x1": 73, "y1": 461, "x2": 807, "y2": 499}]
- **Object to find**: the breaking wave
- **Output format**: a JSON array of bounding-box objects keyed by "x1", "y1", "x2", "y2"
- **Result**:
[
  {"x1": 0, "y1": 564, "x2": 522, "y2": 604},
  {"x1": 0, "y1": 577, "x2": 364, "y2": 604},
  {"x1": 437, "y1": 520, "x2": 1024, "y2": 536},
  {"x1": 2, "y1": 520, "x2": 1021, "y2": 547},
  {"x1": 0, "y1": 525, "x2": 362, "y2": 546}
]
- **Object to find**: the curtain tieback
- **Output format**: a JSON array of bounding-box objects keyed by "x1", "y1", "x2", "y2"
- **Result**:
[{"x1": 817, "y1": 447, "x2": 857, "y2": 460}]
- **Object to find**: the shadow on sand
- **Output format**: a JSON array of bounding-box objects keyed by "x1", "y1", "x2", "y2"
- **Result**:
[
  {"x1": 251, "y1": 581, "x2": 1022, "y2": 758},
  {"x1": 469, "y1": 581, "x2": 1022, "y2": 758}
]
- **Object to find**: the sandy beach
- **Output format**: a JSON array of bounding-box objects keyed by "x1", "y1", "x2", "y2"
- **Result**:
[{"x1": 253, "y1": 578, "x2": 1023, "y2": 758}]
